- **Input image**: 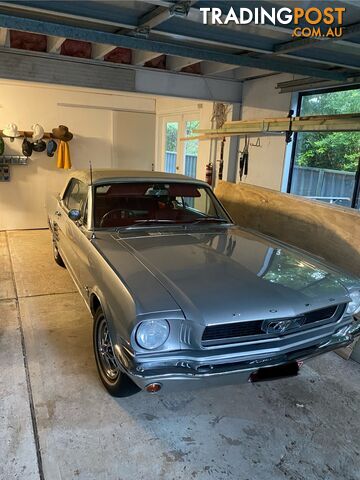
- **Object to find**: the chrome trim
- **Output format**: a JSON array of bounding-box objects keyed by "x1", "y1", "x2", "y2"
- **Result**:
[
  {"x1": 201, "y1": 304, "x2": 346, "y2": 348},
  {"x1": 114, "y1": 319, "x2": 360, "y2": 387}
]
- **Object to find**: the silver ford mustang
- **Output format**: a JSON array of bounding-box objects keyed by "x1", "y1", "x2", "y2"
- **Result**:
[{"x1": 48, "y1": 169, "x2": 360, "y2": 397}]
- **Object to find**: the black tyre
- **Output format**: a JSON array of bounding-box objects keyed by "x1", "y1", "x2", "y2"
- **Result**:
[
  {"x1": 93, "y1": 307, "x2": 140, "y2": 397},
  {"x1": 53, "y1": 238, "x2": 65, "y2": 268}
]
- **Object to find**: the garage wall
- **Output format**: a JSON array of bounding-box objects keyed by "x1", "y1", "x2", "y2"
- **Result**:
[
  {"x1": 240, "y1": 74, "x2": 293, "y2": 190},
  {"x1": 0, "y1": 80, "x2": 156, "y2": 230},
  {"x1": 112, "y1": 111, "x2": 155, "y2": 171}
]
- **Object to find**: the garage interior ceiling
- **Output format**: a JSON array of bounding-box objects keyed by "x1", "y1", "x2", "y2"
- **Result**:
[{"x1": 0, "y1": 0, "x2": 359, "y2": 100}]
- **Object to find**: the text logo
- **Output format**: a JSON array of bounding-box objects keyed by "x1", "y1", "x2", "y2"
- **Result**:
[{"x1": 200, "y1": 7, "x2": 345, "y2": 38}]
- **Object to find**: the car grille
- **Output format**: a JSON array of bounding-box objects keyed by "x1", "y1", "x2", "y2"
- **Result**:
[{"x1": 202, "y1": 304, "x2": 346, "y2": 345}]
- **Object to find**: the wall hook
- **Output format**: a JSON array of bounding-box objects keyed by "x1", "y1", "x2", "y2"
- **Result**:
[{"x1": 250, "y1": 137, "x2": 261, "y2": 147}]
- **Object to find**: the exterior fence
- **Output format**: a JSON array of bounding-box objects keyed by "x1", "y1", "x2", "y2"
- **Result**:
[
  {"x1": 165, "y1": 151, "x2": 197, "y2": 178},
  {"x1": 165, "y1": 156, "x2": 355, "y2": 207},
  {"x1": 291, "y1": 165, "x2": 355, "y2": 205}
]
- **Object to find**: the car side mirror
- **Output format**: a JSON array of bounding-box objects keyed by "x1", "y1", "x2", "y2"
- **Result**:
[{"x1": 68, "y1": 209, "x2": 81, "y2": 221}]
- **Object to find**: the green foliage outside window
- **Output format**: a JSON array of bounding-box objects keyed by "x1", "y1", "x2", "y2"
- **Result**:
[
  {"x1": 295, "y1": 89, "x2": 360, "y2": 172},
  {"x1": 165, "y1": 120, "x2": 199, "y2": 156},
  {"x1": 165, "y1": 122, "x2": 178, "y2": 152},
  {"x1": 185, "y1": 120, "x2": 199, "y2": 156}
]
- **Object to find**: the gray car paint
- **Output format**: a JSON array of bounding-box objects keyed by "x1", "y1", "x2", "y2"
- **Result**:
[
  {"x1": 48, "y1": 173, "x2": 360, "y2": 391},
  {"x1": 110, "y1": 226, "x2": 351, "y2": 325}
]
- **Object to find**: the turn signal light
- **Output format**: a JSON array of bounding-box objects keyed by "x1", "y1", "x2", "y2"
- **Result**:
[{"x1": 145, "y1": 383, "x2": 162, "y2": 393}]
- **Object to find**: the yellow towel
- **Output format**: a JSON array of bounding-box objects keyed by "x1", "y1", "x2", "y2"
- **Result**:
[
  {"x1": 56, "y1": 140, "x2": 64, "y2": 169},
  {"x1": 63, "y1": 141, "x2": 71, "y2": 170},
  {"x1": 56, "y1": 140, "x2": 72, "y2": 169}
]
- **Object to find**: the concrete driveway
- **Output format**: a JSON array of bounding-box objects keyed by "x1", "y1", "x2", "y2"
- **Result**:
[{"x1": 1, "y1": 229, "x2": 360, "y2": 480}]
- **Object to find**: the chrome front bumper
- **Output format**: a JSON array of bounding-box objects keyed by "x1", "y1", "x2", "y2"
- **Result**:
[{"x1": 114, "y1": 319, "x2": 360, "y2": 393}]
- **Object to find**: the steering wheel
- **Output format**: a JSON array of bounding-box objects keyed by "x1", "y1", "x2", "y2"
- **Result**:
[{"x1": 99, "y1": 209, "x2": 133, "y2": 228}]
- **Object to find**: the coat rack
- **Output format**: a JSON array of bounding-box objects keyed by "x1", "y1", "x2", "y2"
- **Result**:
[
  {"x1": 0, "y1": 130, "x2": 54, "y2": 139},
  {"x1": 0, "y1": 125, "x2": 74, "y2": 178}
]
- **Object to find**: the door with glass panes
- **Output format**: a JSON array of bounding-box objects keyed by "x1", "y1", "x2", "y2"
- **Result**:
[{"x1": 161, "y1": 113, "x2": 200, "y2": 178}]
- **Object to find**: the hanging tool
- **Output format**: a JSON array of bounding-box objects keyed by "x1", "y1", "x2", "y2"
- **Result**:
[
  {"x1": 218, "y1": 136, "x2": 226, "y2": 180},
  {"x1": 250, "y1": 137, "x2": 261, "y2": 147},
  {"x1": 211, "y1": 103, "x2": 230, "y2": 129},
  {"x1": 239, "y1": 135, "x2": 250, "y2": 181},
  {"x1": 285, "y1": 109, "x2": 295, "y2": 144}
]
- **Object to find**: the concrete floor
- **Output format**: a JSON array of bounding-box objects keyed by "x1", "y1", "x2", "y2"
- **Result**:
[{"x1": 1, "y1": 229, "x2": 360, "y2": 480}]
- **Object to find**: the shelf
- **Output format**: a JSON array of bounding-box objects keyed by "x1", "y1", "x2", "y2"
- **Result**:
[{"x1": 0, "y1": 156, "x2": 28, "y2": 165}]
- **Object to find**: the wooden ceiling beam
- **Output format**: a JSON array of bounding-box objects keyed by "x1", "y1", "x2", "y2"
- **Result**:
[{"x1": 46, "y1": 36, "x2": 66, "y2": 53}]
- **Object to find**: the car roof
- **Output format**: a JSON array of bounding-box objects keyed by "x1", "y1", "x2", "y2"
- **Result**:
[{"x1": 69, "y1": 169, "x2": 209, "y2": 186}]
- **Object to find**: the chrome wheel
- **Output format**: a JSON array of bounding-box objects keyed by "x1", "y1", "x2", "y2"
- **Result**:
[
  {"x1": 93, "y1": 308, "x2": 140, "y2": 397},
  {"x1": 96, "y1": 316, "x2": 119, "y2": 382}
]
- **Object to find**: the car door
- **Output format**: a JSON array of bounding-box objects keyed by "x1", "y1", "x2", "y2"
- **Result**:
[
  {"x1": 58, "y1": 178, "x2": 88, "y2": 285},
  {"x1": 70, "y1": 197, "x2": 95, "y2": 296},
  {"x1": 54, "y1": 179, "x2": 75, "y2": 267}
]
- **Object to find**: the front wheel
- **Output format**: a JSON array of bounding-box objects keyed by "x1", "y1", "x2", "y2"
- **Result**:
[{"x1": 93, "y1": 307, "x2": 140, "y2": 397}]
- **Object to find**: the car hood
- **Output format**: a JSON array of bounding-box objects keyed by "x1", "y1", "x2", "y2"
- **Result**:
[{"x1": 105, "y1": 226, "x2": 353, "y2": 325}]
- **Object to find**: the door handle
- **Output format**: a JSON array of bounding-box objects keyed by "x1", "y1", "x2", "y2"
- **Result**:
[{"x1": 55, "y1": 211, "x2": 62, "y2": 217}]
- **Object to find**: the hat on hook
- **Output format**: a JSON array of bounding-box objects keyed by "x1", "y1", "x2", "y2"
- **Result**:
[
  {"x1": 32, "y1": 139, "x2": 46, "y2": 152},
  {"x1": 47, "y1": 139, "x2": 57, "y2": 157},
  {"x1": 52, "y1": 125, "x2": 73, "y2": 142},
  {"x1": 3, "y1": 123, "x2": 21, "y2": 141},
  {"x1": 31, "y1": 124, "x2": 45, "y2": 142},
  {"x1": 22, "y1": 138, "x2": 33, "y2": 157}
]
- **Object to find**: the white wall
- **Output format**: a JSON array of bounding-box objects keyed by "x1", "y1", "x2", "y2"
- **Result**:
[
  {"x1": 112, "y1": 111, "x2": 156, "y2": 171},
  {"x1": 0, "y1": 79, "x2": 237, "y2": 231},
  {"x1": 240, "y1": 74, "x2": 293, "y2": 190},
  {"x1": 0, "y1": 80, "x2": 156, "y2": 230}
]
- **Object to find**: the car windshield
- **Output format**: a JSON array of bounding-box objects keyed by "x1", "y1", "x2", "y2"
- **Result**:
[{"x1": 94, "y1": 182, "x2": 231, "y2": 229}]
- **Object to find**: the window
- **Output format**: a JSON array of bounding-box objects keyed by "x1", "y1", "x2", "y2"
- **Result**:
[
  {"x1": 183, "y1": 120, "x2": 200, "y2": 178},
  {"x1": 288, "y1": 87, "x2": 360, "y2": 209},
  {"x1": 164, "y1": 121, "x2": 178, "y2": 174},
  {"x1": 63, "y1": 179, "x2": 88, "y2": 215}
]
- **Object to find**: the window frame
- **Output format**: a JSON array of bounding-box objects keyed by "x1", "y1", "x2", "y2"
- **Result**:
[{"x1": 286, "y1": 84, "x2": 360, "y2": 209}]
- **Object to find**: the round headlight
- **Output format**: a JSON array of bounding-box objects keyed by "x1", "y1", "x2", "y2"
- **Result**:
[
  {"x1": 136, "y1": 320, "x2": 169, "y2": 350},
  {"x1": 346, "y1": 289, "x2": 360, "y2": 315}
]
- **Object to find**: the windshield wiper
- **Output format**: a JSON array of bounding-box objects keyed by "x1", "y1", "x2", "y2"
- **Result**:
[
  {"x1": 191, "y1": 217, "x2": 229, "y2": 225},
  {"x1": 117, "y1": 218, "x2": 229, "y2": 232},
  {"x1": 134, "y1": 219, "x2": 177, "y2": 224},
  {"x1": 118, "y1": 219, "x2": 177, "y2": 231}
]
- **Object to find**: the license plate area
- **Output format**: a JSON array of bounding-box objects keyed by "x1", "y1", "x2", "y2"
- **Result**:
[{"x1": 249, "y1": 362, "x2": 299, "y2": 383}]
